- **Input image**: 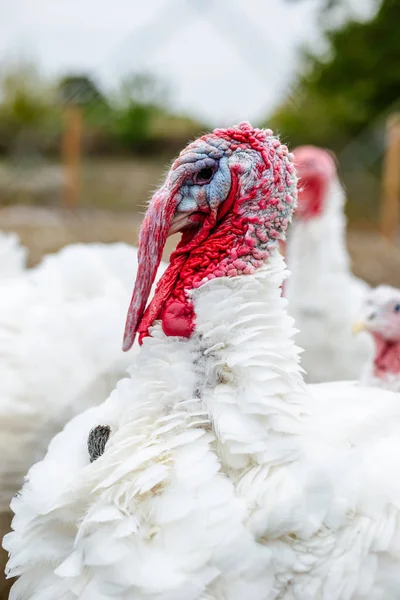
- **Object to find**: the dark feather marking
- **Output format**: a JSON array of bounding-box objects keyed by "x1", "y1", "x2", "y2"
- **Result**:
[{"x1": 88, "y1": 425, "x2": 111, "y2": 463}]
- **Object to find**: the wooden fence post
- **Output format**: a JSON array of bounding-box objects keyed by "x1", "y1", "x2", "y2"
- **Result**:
[
  {"x1": 62, "y1": 104, "x2": 83, "y2": 211},
  {"x1": 381, "y1": 113, "x2": 400, "y2": 243}
]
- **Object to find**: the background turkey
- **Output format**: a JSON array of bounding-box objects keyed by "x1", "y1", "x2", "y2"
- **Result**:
[
  {"x1": 284, "y1": 145, "x2": 373, "y2": 382},
  {"x1": 353, "y1": 284, "x2": 400, "y2": 391}
]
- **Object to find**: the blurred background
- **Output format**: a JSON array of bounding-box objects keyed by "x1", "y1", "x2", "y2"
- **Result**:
[{"x1": 0, "y1": 0, "x2": 399, "y2": 282}]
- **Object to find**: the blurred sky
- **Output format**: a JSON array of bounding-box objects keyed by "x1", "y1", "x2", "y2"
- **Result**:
[{"x1": 1, "y1": 0, "x2": 377, "y2": 125}]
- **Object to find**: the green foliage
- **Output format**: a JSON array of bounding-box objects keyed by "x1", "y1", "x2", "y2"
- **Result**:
[
  {"x1": 0, "y1": 62, "x2": 60, "y2": 154},
  {"x1": 0, "y1": 65, "x2": 207, "y2": 157},
  {"x1": 58, "y1": 74, "x2": 106, "y2": 106},
  {"x1": 109, "y1": 74, "x2": 167, "y2": 152},
  {"x1": 115, "y1": 73, "x2": 169, "y2": 108},
  {"x1": 0, "y1": 63, "x2": 50, "y2": 124},
  {"x1": 112, "y1": 103, "x2": 154, "y2": 151},
  {"x1": 267, "y1": 0, "x2": 400, "y2": 152}
]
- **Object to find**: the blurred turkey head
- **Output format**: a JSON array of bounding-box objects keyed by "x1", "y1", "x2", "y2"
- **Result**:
[
  {"x1": 353, "y1": 286, "x2": 400, "y2": 381},
  {"x1": 353, "y1": 286, "x2": 400, "y2": 343},
  {"x1": 293, "y1": 146, "x2": 337, "y2": 221}
]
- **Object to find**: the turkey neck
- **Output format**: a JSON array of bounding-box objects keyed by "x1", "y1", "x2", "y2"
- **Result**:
[
  {"x1": 285, "y1": 178, "x2": 351, "y2": 305},
  {"x1": 190, "y1": 249, "x2": 307, "y2": 471}
]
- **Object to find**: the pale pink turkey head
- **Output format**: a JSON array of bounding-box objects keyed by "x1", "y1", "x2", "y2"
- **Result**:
[
  {"x1": 123, "y1": 122, "x2": 298, "y2": 351},
  {"x1": 293, "y1": 146, "x2": 336, "y2": 221},
  {"x1": 354, "y1": 286, "x2": 400, "y2": 378}
]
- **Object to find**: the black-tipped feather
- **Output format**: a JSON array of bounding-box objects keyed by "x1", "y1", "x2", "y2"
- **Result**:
[{"x1": 87, "y1": 425, "x2": 111, "y2": 463}]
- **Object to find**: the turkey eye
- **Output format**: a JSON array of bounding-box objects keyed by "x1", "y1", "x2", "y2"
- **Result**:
[
  {"x1": 394, "y1": 304, "x2": 400, "y2": 313},
  {"x1": 195, "y1": 167, "x2": 214, "y2": 184}
]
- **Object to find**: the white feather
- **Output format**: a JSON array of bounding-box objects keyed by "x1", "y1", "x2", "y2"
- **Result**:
[
  {"x1": 0, "y1": 242, "x2": 166, "y2": 512},
  {"x1": 0, "y1": 231, "x2": 27, "y2": 280},
  {"x1": 6, "y1": 251, "x2": 400, "y2": 599}
]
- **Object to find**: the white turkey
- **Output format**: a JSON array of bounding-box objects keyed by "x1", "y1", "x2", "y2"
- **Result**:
[
  {"x1": 5, "y1": 123, "x2": 400, "y2": 600},
  {"x1": 284, "y1": 145, "x2": 372, "y2": 382},
  {"x1": 353, "y1": 284, "x2": 400, "y2": 391}
]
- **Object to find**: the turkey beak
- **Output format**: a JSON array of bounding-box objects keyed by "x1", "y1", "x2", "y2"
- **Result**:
[
  {"x1": 352, "y1": 320, "x2": 367, "y2": 335},
  {"x1": 168, "y1": 211, "x2": 196, "y2": 235},
  {"x1": 122, "y1": 182, "x2": 182, "y2": 352}
]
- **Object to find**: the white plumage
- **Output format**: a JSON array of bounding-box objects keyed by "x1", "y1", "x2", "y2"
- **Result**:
[
  {"x1": 0, "y1": 231, "x2": 27, "y2": 280},
  {"x1": 5, "y1": 124, "x2": 400, "y2": 600},
  {"x1": 285, "y1": 147, "x2": 373, "y2": 382},
  {"x1": 5, "y1": 252, "x2": 400, "y2": 600},
  {"x1": 0, "y1": 242, "x2": 165, "y2": 512}
]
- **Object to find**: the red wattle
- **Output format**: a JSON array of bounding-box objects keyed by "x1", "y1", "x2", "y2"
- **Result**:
[
  {"x1": 373, "y1": 335, "x2": 400, "y2": 378},
  {"x1": 161, "y1": 301, "x2": 195, "y2": 338}
]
